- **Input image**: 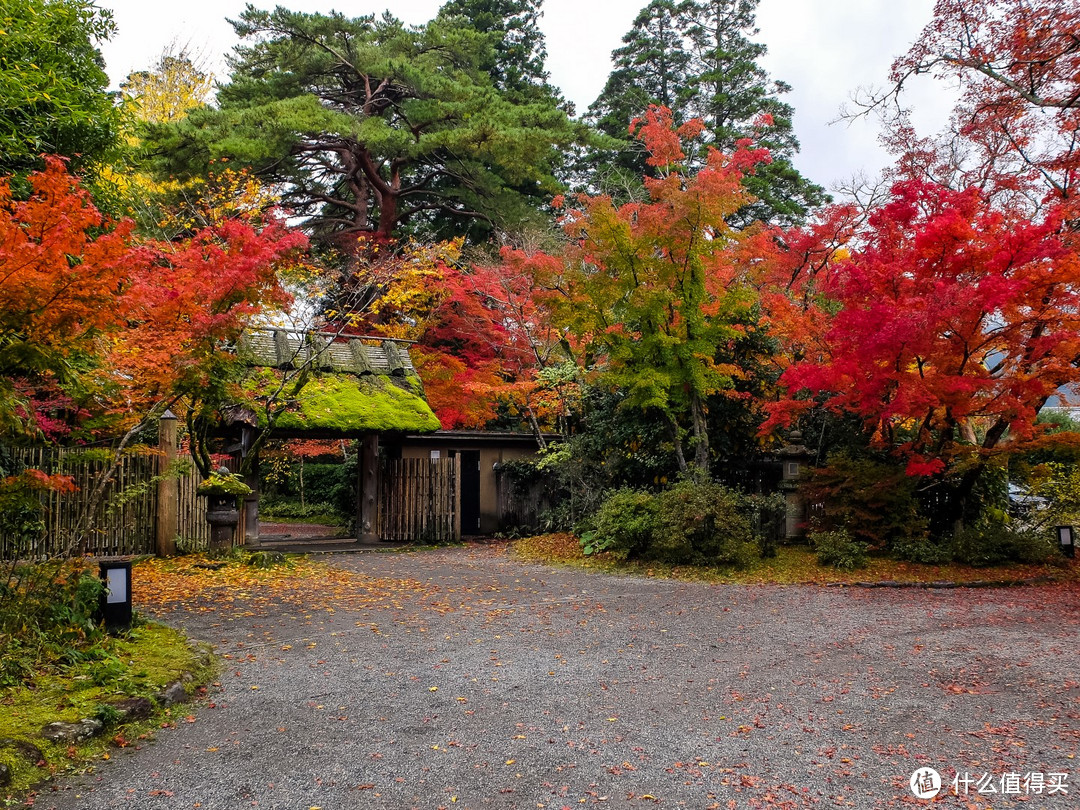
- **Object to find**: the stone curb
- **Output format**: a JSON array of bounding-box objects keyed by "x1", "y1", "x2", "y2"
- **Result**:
[
  {"x1": 823, "y1": 576, "x2": 1059, "y2": 589},
  {"x1": 35, "y1": 639, "x2": 214, "y2": 747}
]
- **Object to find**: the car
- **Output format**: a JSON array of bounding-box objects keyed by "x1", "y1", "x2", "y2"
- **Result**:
[{"x1": 1007, "y1": 482, "x2": 1049, "y2": 517}]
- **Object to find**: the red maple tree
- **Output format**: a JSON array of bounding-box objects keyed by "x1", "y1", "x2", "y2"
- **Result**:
[{"x1": 763, "y1": 177, "x2": 1079, "y2": 536}]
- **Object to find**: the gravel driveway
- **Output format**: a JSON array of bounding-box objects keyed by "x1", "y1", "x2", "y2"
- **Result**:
[{"x1": 41, "y1": 545, "x2": 1080, "y2": 809}]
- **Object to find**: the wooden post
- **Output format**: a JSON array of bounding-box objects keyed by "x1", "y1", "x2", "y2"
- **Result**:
[
  {"x1": 358, "y1": 433, "x2": 380, "y2": 543},
  {"x1": 242, "y1": 431, "x2": 260, "y2": 545},
  {"x1": 453, "y1": 452, "x2": 462, "y2": 543},
  {"x1": 155, "y1": 410, "x2": 178, "y2": 557}
]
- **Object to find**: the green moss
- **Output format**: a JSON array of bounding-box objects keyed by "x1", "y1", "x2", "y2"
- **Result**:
[
  {"x1": 247, "y1": 369, "x2": 440, "y2": 434},
  {"x1": 195, "y1": 472, "x2": 252, "y2": 497},
  {"x1": 0, "y1": 623, "x2": 215, "y2": 798}
]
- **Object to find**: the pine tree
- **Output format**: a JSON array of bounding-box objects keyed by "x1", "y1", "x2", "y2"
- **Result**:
[{"x1": 146, "y1": 6, "x2": 583, "y2": 247}]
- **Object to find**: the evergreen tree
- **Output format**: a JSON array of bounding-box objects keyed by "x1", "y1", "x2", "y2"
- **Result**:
[
  {"x1": 587, "y1": 0, "x2": 692, "y2": 189},
  {"x1": 681, "y1": 0, "x2": 825, "y2": 225},
  {"x1": 146, "y1": 6, "x2": 584, "y2": 248},
  {"x1": 0, "y1": 0, "x2": 121, "y2": 178},
  {"x1": 436, "y1": 0, "x2": 557, "y2": 104}
]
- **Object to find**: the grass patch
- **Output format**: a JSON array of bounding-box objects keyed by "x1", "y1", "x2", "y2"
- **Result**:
[
  {"x1": 514, "y1": 533, "x2": 1079, "y2": 585},
  {"x1": 0, "y1": 622, "x2": 215, "y2": 799}
]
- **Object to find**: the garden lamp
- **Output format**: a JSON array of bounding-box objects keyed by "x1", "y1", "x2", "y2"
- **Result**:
[
  {"x1": 1057, "y1": 526, "x2": 1075, "y2": 559},
  {"x1": 99, "y1": 559, "x2": 133, "y2": 632}
]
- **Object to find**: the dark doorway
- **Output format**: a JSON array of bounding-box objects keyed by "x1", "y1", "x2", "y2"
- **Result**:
[{"x1": 458, "y1": 450, "x2": 481, "y2": 534}]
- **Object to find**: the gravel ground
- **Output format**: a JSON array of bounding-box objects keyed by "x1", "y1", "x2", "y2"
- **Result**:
[{"x1": 40, "y1": 545, "x2": 1080, "y2": 810}]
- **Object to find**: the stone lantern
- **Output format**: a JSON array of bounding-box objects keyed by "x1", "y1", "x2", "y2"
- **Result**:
[
  {"x1": 197, "y1": 466, "x2": 251, "y2": 552},
  {"x1": 777, "y1": 430, "x2": 811, "y2": 540}
]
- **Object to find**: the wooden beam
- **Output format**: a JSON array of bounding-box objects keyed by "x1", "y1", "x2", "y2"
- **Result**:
[
  {"x1": 453, "y1": 452, "x2": 462, "y2": 543},
  {"x1": 256, "y1": 326, "x2": 417, "y2": 345},
  {"x1": 358, "y1": 433, "x2": 380, "y2": 542}
]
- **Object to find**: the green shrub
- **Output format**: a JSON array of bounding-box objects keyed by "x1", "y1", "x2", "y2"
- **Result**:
[
  {"x1": 583, "y1": 489, "x2": 657, "y2": 560},
  {"x1": 1007, "y1": 531, "x2": 1059, "y2": 565},
  {"x1": 584, "y1": 481, "x2": 759, "y2": 568},
  {"x1": 743, "y1": 492, "x2": 788, "y2": 558},
  {"x1": 891, "y1": 534, "x2": 953, "y2": 565},
  {"x1": 0, "y1": 561, "x2": 106, "y2": 686},
  {"x1": 648, "y1": 481, "x2": 758, "y2": 568},
  {"x1": 951, "y1": 524, "x2": 1057, "y2": 567},
  {"x1": 810, "y1": 529, "x2": 868, "y2": 570},
  {"x1": 93, "y1": 702, "x2": 123, "y2": 726},
  {"x1": 259, "y1": 499, "x2": 340, "y2": 522}
]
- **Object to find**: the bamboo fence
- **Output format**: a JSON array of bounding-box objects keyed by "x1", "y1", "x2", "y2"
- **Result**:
[
  {"x1": 1, "y1": 447, "x2": 157, "y2": 559},
  {"x1": 378, "y1": 457, "x2": 459, "y2": 543},
  {"x1": 0, "y1": 447, "x2": 242, "y2": 559}
]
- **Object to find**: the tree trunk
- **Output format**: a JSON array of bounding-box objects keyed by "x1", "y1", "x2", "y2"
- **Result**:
[
  {"x1": 689, "y1": 393, "x2": 710, "y2": 478},
  {"x1": 669, "y1": 414, "x2": 689, "y2": 473}
]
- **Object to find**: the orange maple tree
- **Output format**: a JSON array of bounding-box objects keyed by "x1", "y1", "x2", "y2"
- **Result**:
[{"x1": 0, "y1": 158, "x2": 306, "y2": 441}]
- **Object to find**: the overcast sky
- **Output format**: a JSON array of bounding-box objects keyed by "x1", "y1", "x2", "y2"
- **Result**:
[{"x1": 97, "y1": 0, "x2": 950, "y2": 191}]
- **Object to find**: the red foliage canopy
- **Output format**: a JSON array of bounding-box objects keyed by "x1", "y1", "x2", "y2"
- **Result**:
[
  {"x1": 0, "y1": 158, "x2": 306, "y2": 439},
  {"x1": 765, "y1": 179, "x2": 1077, "y2": 474}
]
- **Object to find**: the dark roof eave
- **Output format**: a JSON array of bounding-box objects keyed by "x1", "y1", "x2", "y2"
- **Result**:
[{"x1": 397, "y1": 430, "x2": 558, "y2": 445}]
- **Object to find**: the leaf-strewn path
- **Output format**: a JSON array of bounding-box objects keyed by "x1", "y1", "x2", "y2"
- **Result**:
[{"x1": 43, "y1": 545, "x2": 1079, "y2": 809}]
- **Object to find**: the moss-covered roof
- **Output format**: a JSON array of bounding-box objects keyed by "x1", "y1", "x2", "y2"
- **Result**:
[{"x1": 238, "y1": 330, "x2": 439, "y2": 436}]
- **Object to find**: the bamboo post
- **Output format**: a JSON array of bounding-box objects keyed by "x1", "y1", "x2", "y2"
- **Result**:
[
  {"x1": 155, "y1": 410, "x2": 179, "y2": 557},
  {"x1": 242, "y1": 435, "x2": 260, "y2": 545}
]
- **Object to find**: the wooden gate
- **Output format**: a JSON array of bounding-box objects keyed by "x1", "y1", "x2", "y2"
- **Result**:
[{"x1": 377, "y1": 456, "x2": 460, "y2": 543}]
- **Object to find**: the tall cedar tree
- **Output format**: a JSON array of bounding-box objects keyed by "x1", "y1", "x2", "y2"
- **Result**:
[
  {"x1": 587, "y1": 1, "x2": 692, "y2": 187},
  {"x1": 0, "y1": 0, "x2": 121, "y2": 178},
  {"x1": 148, "y1": 5, "x2": 583, "y2": 249},
  {"x1": 587, "y1": 0, "x2": 826, "y2": 225}
]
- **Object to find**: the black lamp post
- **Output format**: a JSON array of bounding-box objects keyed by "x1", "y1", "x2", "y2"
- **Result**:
[
  {"x1": 1058, "y1": 526, "x2": 1075, "y2": 559},
  {"x1": 98, "y1": 559, "x2": 133, "y2": 632}
]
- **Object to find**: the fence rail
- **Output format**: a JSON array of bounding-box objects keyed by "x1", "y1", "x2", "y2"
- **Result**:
[{"x1": 378, "y1": 457, "x2": 459, "y2": 544}]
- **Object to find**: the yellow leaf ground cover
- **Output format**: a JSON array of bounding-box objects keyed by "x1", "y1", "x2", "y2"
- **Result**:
[
  {"x1": 513, "y1": 533, "x2": 1079, "y2": 586},
  {"x1": 133, "y1": 551, "x2": 435, "y2": 616}
]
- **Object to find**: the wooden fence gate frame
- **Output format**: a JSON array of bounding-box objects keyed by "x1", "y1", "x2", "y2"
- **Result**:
[{"x1": 377, "y1": 456, "x2": 460, "y2": 544}]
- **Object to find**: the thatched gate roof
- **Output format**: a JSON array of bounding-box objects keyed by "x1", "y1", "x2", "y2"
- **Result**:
[{"x1": 236, "y1": 329, "x2": 440, "y2": 437}]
